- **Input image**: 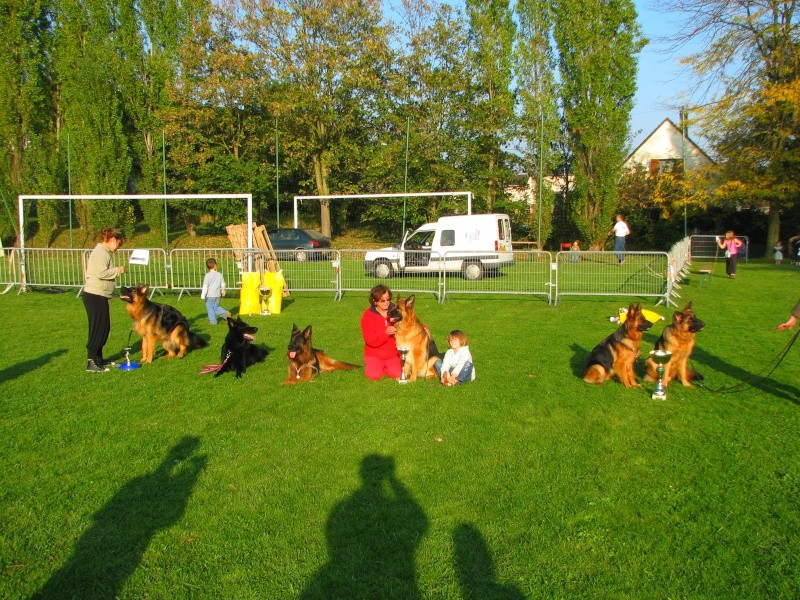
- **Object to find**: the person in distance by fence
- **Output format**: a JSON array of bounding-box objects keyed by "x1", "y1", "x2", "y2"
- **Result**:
[
  {"x1": 716, "y1": 231, "x2": 743, "y2": 278},
  {"x1": 609, "y1": 214, "x2": 630, "y2": 265},
  {"x1": 83, "y1": 227, "x2": 125, "y2": 373}
]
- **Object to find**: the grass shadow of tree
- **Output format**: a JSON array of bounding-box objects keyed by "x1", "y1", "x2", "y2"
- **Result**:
[{"x1": 0, "y1": 349, "x2": 68, "y2": 384}]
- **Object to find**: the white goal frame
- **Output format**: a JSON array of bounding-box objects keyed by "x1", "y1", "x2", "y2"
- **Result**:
[
  {"x1": 292, "y1": 191, "x2": 474, "y2": 229},
  {"x1": 17, "y1": 193, "x2": 253, "y2": 285}
]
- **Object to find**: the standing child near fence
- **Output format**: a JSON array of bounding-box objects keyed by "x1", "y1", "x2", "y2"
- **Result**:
[
  {"x1": 434, "y1": 330, "x2": 476, "y2": 386},
  {"x1": 774, "y1": 241, "x2": 784, "y2": 265},
  {"x1": 201, "y1": 258, "x2": 231, "y2": 325}
]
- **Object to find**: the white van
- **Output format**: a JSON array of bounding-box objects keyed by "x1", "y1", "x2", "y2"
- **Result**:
[{"x1": 364, "y1": 213, "x2": 513, "y2": 280}]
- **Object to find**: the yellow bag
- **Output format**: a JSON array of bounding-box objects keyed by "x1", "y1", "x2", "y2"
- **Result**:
[
  {"x1": 262, "y1": 270, "x2": 285, "y2": 314},
  {"x1": 239, "y1": 272, "x2": 262, "y2": 316}
]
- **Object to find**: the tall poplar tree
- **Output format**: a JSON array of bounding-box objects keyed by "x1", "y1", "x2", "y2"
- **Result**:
[
  {"x1": 514, "y1": 0, "x2": 561, "y2": 247},
  {"x1": 552, "y1": 0, "x2": 644, "y2": 248},
  {"x1": 465, "y1": 0, "x2": 516, "y2": 209}
]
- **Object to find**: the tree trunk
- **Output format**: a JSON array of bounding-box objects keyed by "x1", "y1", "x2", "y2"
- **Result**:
[
  {"x1": 313, "y1": 152, "x2": 331, "y2": 237},
  {"x1": 765, "y1": 201, "x2": 780, "y2": 258}
]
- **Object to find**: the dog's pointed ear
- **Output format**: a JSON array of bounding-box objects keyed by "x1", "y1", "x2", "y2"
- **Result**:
[
  {"x1": 291, "y1": 323, "x2": 300, "y2": 333},
  {"x1": 227, "y1": 317, "x2": 236, "y2": 327},
  {"x1": 303, "y1": 325, "x2": 312, "y2": 338},
  {"x1": 673, "y1": 311, "x2": 684, "y2": 323},
  {"x1": 627, "y1": 302, "x2": 636, "y2": 314},
  {"x1": 407, "y1": 294, "x2": 416, "y2": 307},
  {"x1": 684, "y1": 301, "x2": 693, "y2": 311},
  {"x1": 140, "y1": 285, "x2": 149, "y2": 294}
]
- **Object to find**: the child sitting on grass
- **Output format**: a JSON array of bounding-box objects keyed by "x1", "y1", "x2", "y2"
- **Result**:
[{"x1": 434, "y1": 330, "x2": 476, "y2": 386}]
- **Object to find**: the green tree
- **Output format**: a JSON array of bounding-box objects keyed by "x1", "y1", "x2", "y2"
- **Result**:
[
  {"x1": 0, "y1": 0, "x2": 58, "y2": 241},
  {"x1": 668, "y1": 0, "x2": 800, "y2": 255},
  {"x1": 513, "y1": 0, "x2": 561, "y2": 247},
  {"x1": 236, "y1": 0, "x2": 393, "y2": 238},
  {"x1": 465, "y1": 0, "x2": 516, "y2": 210},
  {"x1": 552, "y1": 0, "x2": 644, "y2": 248}
]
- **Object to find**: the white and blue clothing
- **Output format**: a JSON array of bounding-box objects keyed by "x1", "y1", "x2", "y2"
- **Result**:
[
  {"x1": 201, "y1": 269, "x2": 228, "y2": 324},
  {"x1": 612, "y1": 220, "x2": 630, "y2": 263},
  {"x1": 434, "y1": 346, "x2": 476, "y2": 383}
]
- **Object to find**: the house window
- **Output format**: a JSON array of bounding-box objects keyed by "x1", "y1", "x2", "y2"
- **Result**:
[{"x1": 649, "y1": 158, "x2": 684, "y2": 175}]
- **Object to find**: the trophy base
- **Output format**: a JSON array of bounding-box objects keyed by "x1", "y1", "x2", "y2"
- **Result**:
[
  {"x1": 398, "y1": 378, "x2": 409, "y2": 385},
  {"x1": 651, "y1": 390, "x2": 667, "y2": 401}
]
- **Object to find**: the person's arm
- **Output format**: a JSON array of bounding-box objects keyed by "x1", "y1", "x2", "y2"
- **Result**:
[
  {"x1": 716, "y1": 237, "x2": 725, "y2": 249},
  {"x1": 777, "y1": 299, "x2": 800, "y2": 330},
  {"x1": 201, "y1": 272, "x2": 209, "y2": 300},
  {"x1": 220, "y1": 272, "x2": 226, "y2": 297},
  {"x1": 361, "y1": 311, "x2": 393, "y2": 348}
]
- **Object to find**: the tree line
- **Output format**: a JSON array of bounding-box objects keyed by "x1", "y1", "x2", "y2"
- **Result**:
[{"x1": 1, "y1": 0, "x2": 797, "y2": 254}]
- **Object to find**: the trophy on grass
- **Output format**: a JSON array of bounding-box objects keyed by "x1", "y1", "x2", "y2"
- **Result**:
[
  {"x1": 118, "y1": 347, "x2": 141, "y2": 371},
  {"x1": 398, "y1": 347, "x2": 409, "y2": 384},
  {"x1": 649, "y1": 350, "x2": 672, "y2": 400}
]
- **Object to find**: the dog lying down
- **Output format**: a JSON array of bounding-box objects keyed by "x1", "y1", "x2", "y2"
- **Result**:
[
  {"x1": 285, "y1": 324, "x2": 359, "y2": 384},
  {"x1": 200, "y1": 317, "x2": 268, "y2": 378}
]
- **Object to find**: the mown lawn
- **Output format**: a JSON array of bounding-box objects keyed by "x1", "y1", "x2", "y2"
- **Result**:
[{"x1": 1, "y1": 260, "x2": 798, "y2": 599}]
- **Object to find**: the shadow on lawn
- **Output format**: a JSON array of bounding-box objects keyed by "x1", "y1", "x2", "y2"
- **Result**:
[
  {"x1": 0, "y1": 348, "x2": 67, "y2": 384},
  {"x1": 453, "y1": 522, "x2": 526, "y2": 599},
  {"x1": 690, "y1": 346, "x2": 799, "y2": 403},
  {"x1": 300, "y1": 454, "x2": 429, "y2": 599},
  {"x1": 33, "y1": 436, "x2": 207, "y2": 600}
]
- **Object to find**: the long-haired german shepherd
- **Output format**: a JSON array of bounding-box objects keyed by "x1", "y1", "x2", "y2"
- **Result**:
[
  {"x1": 119, "y1": 285, "x2": 207, "y2": 363},
  {"x1": 285, "y1": 324, "x2": 358, "y2": 384},
  {"x1": 644, "y1": 302, "x2": 704, "y2": 387},
  {"x1": 391, "y1": 295, "x2": 440, "y2": 381},
  {"x1": 583, "y1": 303, "x2": 652, "y2": 387},
  {"x1": 215, "y1": 317, "x2": 268, "y2": 378}
]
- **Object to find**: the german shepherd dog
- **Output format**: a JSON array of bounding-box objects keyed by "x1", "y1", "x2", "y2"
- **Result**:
[
  {"x1": 391, "y1": 295, "x2": 441, "y2": 381},
  {"x1": 644, "y1": 302, "x2": 705, "y2": 387},
  {"x1": 119, "y1": 285, "x2": 207, "y2": 363},
  {"x1": 285, "y1": 324, "x2": 358, "y2": 384},
  {"x1": 583, "y1": 303, "x2": 652, "y2": 387},
  {"x1": 215, "y1": 317, "x2": 268, "y2": 378}
]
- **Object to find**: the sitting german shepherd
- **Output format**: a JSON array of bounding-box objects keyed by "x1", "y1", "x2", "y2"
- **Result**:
[
  {"x1": 644, "y1": 302, "x2": 705, "y2": 387},
  {"x1": 392, "y1": 295, "x2": 440, "y2": 381},
  {"x1": 285, "y1": 324, "x2": 358, "y2": 384},
  {"x1": 583, "y1": 303, "x2": 652, "y2": 387},
  {"x1": 215, "y1": 317, "x2": 268, "y2": 378},
  {"x1": 119, "y1": 285, "x2": 207, "y2": 363}
]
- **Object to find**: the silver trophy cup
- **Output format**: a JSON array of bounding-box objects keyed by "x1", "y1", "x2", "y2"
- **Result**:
[
  {"x1": 397, "y1": 347, "x2": 409, "y2": 384},
  {"x1": 649, "y1": 350, "x2": 672, "y2": 400}
]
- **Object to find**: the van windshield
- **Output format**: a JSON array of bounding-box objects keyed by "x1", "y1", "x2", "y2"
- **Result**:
[{"x1": 405, "y1": 230, "x2": 435, "y2": 249}]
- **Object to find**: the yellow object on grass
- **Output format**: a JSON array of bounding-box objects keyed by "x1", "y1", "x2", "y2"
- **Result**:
[
  {"x1": 615, "y1": 307, "x2": 664, "y2": 324},
  {"x1": 262, "y1": 270, "x2": 285, "y2": 314},
  {"x1": 239, "y1": 272, "x2": 262, "y2": 316}
]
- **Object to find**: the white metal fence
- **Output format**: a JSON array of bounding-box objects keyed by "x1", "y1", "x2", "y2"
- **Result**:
[
  {"x1": 690, "y1": 234, "x2": 749, "y2": 262},
  {"x1": 2, "y1": 244, "x2": 686, "y2": 306}
]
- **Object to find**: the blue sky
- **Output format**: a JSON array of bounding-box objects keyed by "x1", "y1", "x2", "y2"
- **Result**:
[{"x1": 631, "y1": 0, "x2": 706, "y2": 148}]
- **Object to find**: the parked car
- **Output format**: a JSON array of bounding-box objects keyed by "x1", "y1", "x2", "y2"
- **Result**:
[{"x1": 267, "y1": 228, "x2": 332, "y2": 261}]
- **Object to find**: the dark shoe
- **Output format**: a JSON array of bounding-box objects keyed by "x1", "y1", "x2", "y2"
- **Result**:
[
  {"x1": 98, "y1": 357, "x2": 117, "y2": 368},
  {"x1": 86, "y1": 359, "x2": 110, "y2": 373}
]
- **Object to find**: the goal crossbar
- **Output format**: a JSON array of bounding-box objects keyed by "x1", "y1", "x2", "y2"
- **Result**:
[{"x1": 291, "y1": 191, "x2": 473, "y2": 228}]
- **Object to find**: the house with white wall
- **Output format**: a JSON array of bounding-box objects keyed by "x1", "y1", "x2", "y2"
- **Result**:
[{"x1": 625, "y1": 118, "x2": 714, "y2": 174}]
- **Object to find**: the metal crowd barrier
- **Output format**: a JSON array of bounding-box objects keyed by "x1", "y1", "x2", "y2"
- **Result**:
[
  {"x1": 1, "y1": 247, "x2": 15, "y2": 293},
  {"x1": 441, "y1": 249, "x2": 553, "y2": 303},
  {"x1": 554, "y1": 251, "x2": 670, "y2": 305},
  {"x1": 4, "y1": 246, "x2": 677, "y2": 307},
  {"x1": 690, "y1": 234, "x2": 749, "y2": 262}
]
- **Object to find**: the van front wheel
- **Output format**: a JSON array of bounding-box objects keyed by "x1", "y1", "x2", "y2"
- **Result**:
[
  {"x1": 373, "y1": 260, "x2": 393, "y2": 279},
  {"x1": 462, "y1": 261, "x2": 484, "y2": 280}
]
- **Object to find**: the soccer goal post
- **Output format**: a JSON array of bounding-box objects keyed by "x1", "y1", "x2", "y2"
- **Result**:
[{"x1": 292, "y1": 191, "x2": 474, "y2": 229}]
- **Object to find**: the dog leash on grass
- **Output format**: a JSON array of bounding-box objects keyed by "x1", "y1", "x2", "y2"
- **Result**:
[
  {"x1": 199, "y1": 351, "x2": 232, "y2": 375},
  {"x1": 694, "y1": 328, "x2": 799, "y2": 394}
]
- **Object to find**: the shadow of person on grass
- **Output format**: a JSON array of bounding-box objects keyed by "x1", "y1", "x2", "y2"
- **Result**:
[
  {"x1": 300, "y1": 454, "x2": 429, "y2": 600},
  {"x1": 33, "y1": 436, "x2": 207, "y2": 600},
  {"x1": 453, "y1": 522, "x2": 526, "y2": 600},
  {"x1": 0, "y1": 349, "x2": 67, "y2": 384},
  {"x1": 688, "y1": 345, "x2": 799, "y2": 403}
]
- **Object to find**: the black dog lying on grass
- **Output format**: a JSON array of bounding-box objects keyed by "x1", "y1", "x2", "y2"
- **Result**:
[{"x1": 211, "y1": 317, "x2": 268, "y2": 378}]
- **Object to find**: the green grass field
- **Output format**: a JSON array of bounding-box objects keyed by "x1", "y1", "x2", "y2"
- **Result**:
[{"x1": 1, "y1": 261, "x2": 798, "y2": 599}]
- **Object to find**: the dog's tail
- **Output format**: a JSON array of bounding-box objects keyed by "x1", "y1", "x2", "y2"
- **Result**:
[
  {"x1": 190, "y1": 332, "x2": 208, "y2": 349},
  {"x1": 328, "y1": 359, "x2": 359, "y2": 371}
]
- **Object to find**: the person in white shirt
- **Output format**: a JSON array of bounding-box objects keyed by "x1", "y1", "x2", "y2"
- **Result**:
[
  {"x1": 434, "y1": 330, "x2": 476, "y2": 386},
  {"x1": 200, "y1": 258, "x2": 230, "y2": 325},
  {"x1": 609, "y1": 214, "x2": 630, "y2": 264}
]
